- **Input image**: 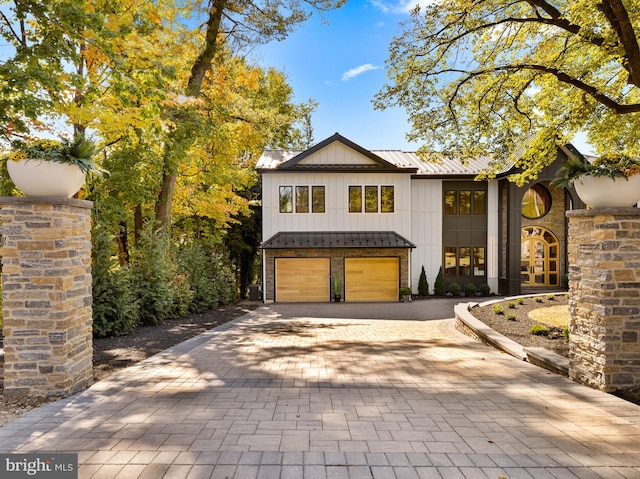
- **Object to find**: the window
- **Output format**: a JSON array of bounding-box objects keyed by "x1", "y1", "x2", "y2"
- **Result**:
[
  {"x1": 444, "y1": 246, "x2": 486, "y2": 277},
  {"x1": 381, "y1": 186, "x2": 394, "y2": 213},
  {"x1": 444, "y1": 188, "x2": 486, "y2": 215},
  {"x1": 473, "y1": 247, "x2": 485, "y2": 276},
  {"x1": 296, "y1": 186, "x2": 309, "y2": 213},
  {"x1": 349, "y1": 186, "x2": 362, "y2": 212},
  {"x1": 445, "y1": 190, "x2": 457, "y2": 215},
  {"x1": 459, "y1": 191, "x2": 471, "y2": 215},
  {"x1": 445, "y1": 247, "x2": 457, "y2": 276},
  {"x1": 312, "y1": 186, "x2": 325, "y2": 213},
  {"x1": 473, "y1": 191, "x2": 486, "y2": 215},
  {"x1": 279, "y1": 186, "x2": 292, "y2": 213},
  {"x1": 280, "y1": 185, "x2": 325, "y2": 213},
  {"x1": 349, "y1": 185, "x2": 395, "y2": 213},
  {"x1": 521, "y1": 183, "x2": 552, "y2": 219},
  {"x1": 365, "y1": 186, "x2": 378, "y2": 212},
  {"x1": 459, "y1": 247, "x2": 471, "y2": 276}
]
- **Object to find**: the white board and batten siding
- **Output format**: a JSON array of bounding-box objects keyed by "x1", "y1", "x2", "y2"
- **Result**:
[{"x1": 262, "y1": 175, "x2": 413, "y2": 241}]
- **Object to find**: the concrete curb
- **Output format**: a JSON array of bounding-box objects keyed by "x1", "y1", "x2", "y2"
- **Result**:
[{"x1": 454, "y1": 301, "x2": 570, "y2": 376}]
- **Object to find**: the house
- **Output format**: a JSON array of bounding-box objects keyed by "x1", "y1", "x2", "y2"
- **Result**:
[{"x1": 257, "y1": 133, "x2": 583, "y2": 302}]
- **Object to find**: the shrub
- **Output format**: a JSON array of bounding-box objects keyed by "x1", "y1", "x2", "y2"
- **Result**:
[
  {"x1": 479, "y1": 283, "x2": 491, "y2": 296},
  {"x1": 563, "y1": 328, "x2": 570, "y2": 341},
  {"x1": 507, "y1": 301, "x2": 516, "y2": 309},
  {"x1": 418, "y1": 266, "x2": 429, "y2": 297},
  {"x1": 448, "y1": 283, "x2": 462, "y2": 296},
  {"x1": 546, "y1": 294, "x2": 556, "y2": 301},
  {"x1": 506, "y1": 312, "x2": 517, "y2": 321},
  {"x1": 492, "y1": 304, "x2": 505, "y2": 315},
  {"x1": 535, "y1": 296, "x2": 544, "y2": 303},
  {"x1": 92, "y1": 227, "x2": 139, "y2": 337},
  {"x1": 464, "y1": 283, "x2": 477, "y2": 296},
  {"x1": 530, "y1": 324, "x2": 550, "y2": 336},
  {"x1": 434, "y1": 266, "x2": 446, "y2": 296},
  {"x1": 517, "y1": 298, "x2": 525, "y2": 305},
  {"x1": 131, "y1": 226, "x2": 173, "y2": 325}
]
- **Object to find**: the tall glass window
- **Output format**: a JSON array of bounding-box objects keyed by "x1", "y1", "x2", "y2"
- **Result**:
[
  {"x1": 279, "y1": 186, "x2": 292, "y2": 213},
  {"x1": 444, "y1": 190, "x2": 457, "y2": 215},
  {"x1": 312, "y1": 186, "x2": 325, "y2": 213},
  {"x1": 349, "y1": 186, "x2": 362, "y2": 212},
  {"x1": 296, "y1": 186, "x2": 309, "y2": 213},
  {"x1": 365, "y1": 186, "x2": 378, "y2": 212},
  {"x1": 381, "y1": 186, "x2": 394, "y2": 213}
]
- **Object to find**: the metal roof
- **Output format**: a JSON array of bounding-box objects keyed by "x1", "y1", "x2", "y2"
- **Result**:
[
  {"x1": 261, "y1": 231, "x2": 416, "y2": 249},
  {"x1": 257, "y1": 146, "x2": 513, "y2": 177}
]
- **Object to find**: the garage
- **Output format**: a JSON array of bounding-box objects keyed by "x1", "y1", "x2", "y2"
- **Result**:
[
  {"x1": 345, "y1": 257, "x2": 399, "y2": 302},
  {"x1": 275, "y1": 257, "x2": 330, "y2": 302}
]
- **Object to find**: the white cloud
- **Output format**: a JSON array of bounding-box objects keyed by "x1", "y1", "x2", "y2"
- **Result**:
[{"x1": 341, "y1": 64, "x2": 381, "y2": 81}]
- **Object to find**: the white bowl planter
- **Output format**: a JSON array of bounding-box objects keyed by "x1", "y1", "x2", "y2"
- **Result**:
[
  {"x1": 573, "y1": 174, "x2": 640, "y2": 208},
  {"x1": 7, "y1": 159, "x2": 86, "y2": 197}
]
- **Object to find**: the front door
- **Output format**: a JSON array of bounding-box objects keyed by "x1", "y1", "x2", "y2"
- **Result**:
[{"x1": 521, "y1": 226, "x2": 560, "y2": 287}]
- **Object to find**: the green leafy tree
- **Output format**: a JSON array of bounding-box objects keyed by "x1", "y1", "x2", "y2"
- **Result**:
[
  {"x1": 376, "y1": 0, "x2": 640, "y2": 185},
  {"x1": 434, "y1": 266, "x2": 446, "y2": 296},
  {"x1": 418, "y1": 266, "x2": 429, "y2": 297},
  {"x1": 154, "y1": 0, "x2": 346, "y2": 233}
]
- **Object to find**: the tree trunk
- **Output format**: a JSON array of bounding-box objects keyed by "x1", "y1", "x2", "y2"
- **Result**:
[
  {"x1": 155, "y1": 170, "x2": 176, "y2": 234},
  {"x1": 154, "y1": 1, "x2": 225, "y2": 233}
]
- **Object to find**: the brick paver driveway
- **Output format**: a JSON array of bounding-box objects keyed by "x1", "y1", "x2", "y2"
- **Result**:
[{"x1": 1, "y1": 301, "x2": 639, "y2": 478}]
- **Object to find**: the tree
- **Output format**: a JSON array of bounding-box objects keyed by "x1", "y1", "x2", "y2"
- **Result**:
[
  {"x1": 418, "y1": 265, "x2": 429, "y2": 297},
  {"x1": 375, "y1": 0, "x2": 640, "y2": 185},
  {"x1": 154, "y1": 0, "x2": 346, "y2": 233},
  {"x1": 434, "y1": 266, "x2": 446, "y2": 296}
]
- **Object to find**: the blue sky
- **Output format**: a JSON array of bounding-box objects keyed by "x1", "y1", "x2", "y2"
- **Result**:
[
  {"x1": 255, "y1": 0, "x2": 595, "y2": 155},
  {"x1": 255, "y1": 0, "x2": 419, "y2": 151}
]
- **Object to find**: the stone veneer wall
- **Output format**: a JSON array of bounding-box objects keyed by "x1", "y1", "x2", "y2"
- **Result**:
[
  {"x1": 263, "y1": 247, "x2": 411, "y2": 302},
  {"x1": 0, "y1": 197, "x2": 93, "y2": 397},
  {"x1": 566, "y1": 208, "x2": 640, "y2": 392}
]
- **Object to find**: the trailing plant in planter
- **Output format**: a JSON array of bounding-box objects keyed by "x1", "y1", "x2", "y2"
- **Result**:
[
  {"x1": 551, "y1": 152, "x2": 640, "y2": 207},
  {"x1": 6, "y1": 135, "x2": 102, "y2": 174},
  {"x1": 4, "y1": 134, "x2": 105, "y2": 197}
]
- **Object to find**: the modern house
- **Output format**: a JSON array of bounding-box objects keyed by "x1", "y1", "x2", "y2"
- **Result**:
[{"x1": 257, "y1": 133, "x2": 584, "y2": 302}]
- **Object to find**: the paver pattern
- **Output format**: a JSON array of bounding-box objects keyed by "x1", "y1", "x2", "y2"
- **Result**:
[{"x1": 1, "y1": 302, "x2": 639, "y2": 478}]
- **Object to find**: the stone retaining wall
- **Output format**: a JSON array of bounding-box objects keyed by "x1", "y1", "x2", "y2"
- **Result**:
[
  {"x1": 567, "y1": 208, "x2": 640, "y2": 392},
  {"x1": 0, "y1": 197, "x2": 93, "y2": 397}
]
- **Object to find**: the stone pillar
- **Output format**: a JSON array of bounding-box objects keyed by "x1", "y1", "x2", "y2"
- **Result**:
[
  {"x1": 0, "y1": 197, "x2": 93, "y2": 397},
  {"x1": 566, "y1": 208, "x2": 640, "y2": 392}
]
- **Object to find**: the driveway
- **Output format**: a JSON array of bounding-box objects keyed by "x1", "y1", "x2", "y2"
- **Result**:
[{"x1": 0, "y1": 300, "x2": 639, "y2": 478}]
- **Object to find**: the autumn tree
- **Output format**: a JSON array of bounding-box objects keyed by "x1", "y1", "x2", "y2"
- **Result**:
[
  {"x1": 375, "y1": 0, "x2": 640, "y2": 185},
  {"x1": 154, "y1": 0, "x2": 346, "y2": 233}
]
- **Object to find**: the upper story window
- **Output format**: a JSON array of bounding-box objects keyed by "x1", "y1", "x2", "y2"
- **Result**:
[
  {"x1": 445, "y1": 189, "x2": 486, "y2": 215},
  {"x1": 521, "y1": 183, "x2": 552, "y2": 219},
  {"x1": 349, "y1": 185, "x2": 394, "y2": 213},
  {"x1": 280, "y1": 185, "x2": 325, "y2": 213}
]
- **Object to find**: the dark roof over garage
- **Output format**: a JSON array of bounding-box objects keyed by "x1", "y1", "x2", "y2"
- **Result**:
[{"x1": 261, "y1": 231, "x2": 416, "y2": 249}]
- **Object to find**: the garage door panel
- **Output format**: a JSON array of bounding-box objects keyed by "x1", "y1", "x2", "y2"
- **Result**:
[
  {"x1": 276, "y1": 258, "x2": 330, "y2": 302},
  {"x1": 345, "y1": 258, "x2": 399, "y2": 302}
]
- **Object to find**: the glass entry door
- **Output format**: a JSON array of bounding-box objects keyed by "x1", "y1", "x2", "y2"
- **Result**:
[{"x1": 521, "y1": 226, "x2": 559, "y2": 287}]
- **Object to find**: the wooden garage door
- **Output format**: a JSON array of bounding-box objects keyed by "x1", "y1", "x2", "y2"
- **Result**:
[
  {"x1": 345, "y1": 257, "x2": 399, "y2": 302},
  {"x1": 275, "y1": 258, "x2": 330, "y2": 302}
]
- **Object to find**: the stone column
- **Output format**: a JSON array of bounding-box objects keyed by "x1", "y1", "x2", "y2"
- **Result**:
[
  {"x1": 566, "y1": 208, "x2": 640, "y2": 392},
  {"x1": 0, "y1": 197, "x2": 93, "y2": 397}
]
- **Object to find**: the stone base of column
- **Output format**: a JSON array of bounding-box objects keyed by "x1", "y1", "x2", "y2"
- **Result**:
[
  {"x1": 0, "y1": 197, "x2": 93, "y2": 397},
  {"x1": 567, "y1": 208, "x2": 640, "y2": 392}
]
